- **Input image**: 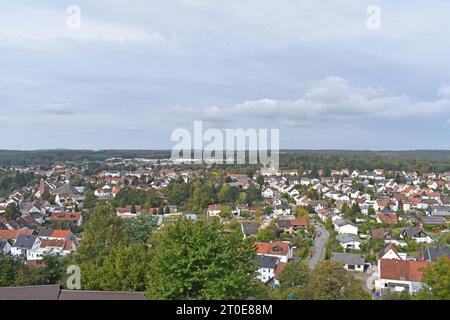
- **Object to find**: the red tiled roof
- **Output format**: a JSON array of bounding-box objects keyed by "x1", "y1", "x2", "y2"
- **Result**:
[
  {"x1": 40, "y1": 239, "x2": 65, "y2": 248},
  {"x1": 51, "y1": 230, "x2": 71, "y2": 239},
  {"x1": 254, "y1": 242, "x2": 289, "y2": 256},
  {"x1": 49, "y1": 212, "x2": 81, "y2": 221},
  {"x1": 0, "y1": 229, "x2": 33, "y2": 240},
  {"x1": 380, "y1": 259, "x2": 429, "y2": 282},
  {"x1": 290, "y1": 218, "x2": 308, "y2": 227}
]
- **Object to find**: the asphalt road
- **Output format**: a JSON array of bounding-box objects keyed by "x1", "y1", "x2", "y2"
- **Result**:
[{"x1": 309, "y1": 221, "x2": 330, "y2": 268}]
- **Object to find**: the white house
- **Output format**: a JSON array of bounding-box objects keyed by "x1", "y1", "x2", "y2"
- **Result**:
[
  {"x1": 400, "y1": 228, "x2": 434, "y2": 244},
  {"x1": 255, "y1": 241, "x2": 293, "y2": 263},
  {"x1": 334, "y1": 218, "x2": 358, "y2": 235},
  {"x1": 331, "y1": 252, "x2": 366, "y2": 272},
  {"x1": 10, "y1": 234, "x2": 40, "y2": 258},
  {"x1": 253, "y1": 255, "x2": 280, "y2": 283},
  {"x1": 375, "y1": 259, "x2": 429, "y2": 295},
  {"x1": 336, "y1": 234, "x2": 362, "y2": 250},
  {"x1": 207, "y1": 204, "x2": 221, "y2": 217},
  {"x1": 262, "y1": 188, "x2": 274, "y2": 198}
]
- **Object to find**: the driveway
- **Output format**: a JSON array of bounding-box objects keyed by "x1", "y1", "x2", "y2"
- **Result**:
[{"x1": 309, "y1": 221, "x2": 329, "y2": 268}]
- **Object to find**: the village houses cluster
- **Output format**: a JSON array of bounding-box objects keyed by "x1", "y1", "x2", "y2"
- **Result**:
[{"x1": 1, "y1": 159, "x2": 449, "y2": 298}]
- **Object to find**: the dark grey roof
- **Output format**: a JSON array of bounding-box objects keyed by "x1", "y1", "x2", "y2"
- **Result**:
[
  {"x1": 336, "y1": 233, "x2": 360, "y2": 243},
  {"x1": 403, "y1": 227, "x2": 427, "y2": 238},
  {"x1": 422, "y1": 216, "x2": 445, "y2": 225},
  {"x1": 421, "y1": 248, "x2": 450, "y2": 262},
  {"x1": 0, "y1": 239, "x2": 8, "y2": 251},
  {"x1": 331, "y1": 252, "x2": 365, "y2": 265},
  {"x1": 0, "y1": 284, "x2": 61, "y2": 300},
  {"x1": 7, "y1": 220, "x2": 20, "y2": 230},
  {"x1": 59, "y1": 290, "x2": 147, "y2": 300},
  {"x1": 38, "y1": 228, "x2": 54, "y2": 238},
  {"x1": 276, "y1": 219, "x2": 291, "y2": 228},
  {"x1": 241, "y1": 222, "x2": 259, "y2": 236},
  {"x1": 252, "y1": 255, "x2": 279, "y2": 269},
  {"x1": 13, "y1": 234, "x2": 37, "y2": 249},
  {"x1": 50, "y1": 183, "x2": 80, "y2": 196},
  {"x1": 29, "y1": 212, "x2": 43, "y2": 219}
]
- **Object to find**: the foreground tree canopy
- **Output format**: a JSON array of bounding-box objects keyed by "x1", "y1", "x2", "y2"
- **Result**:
[
  {"x1": 416, "y1": 257, "x2": 450, "y2": 300},
  {"x1": 147, "y1": 218, "x2": 257, "y2": 300}
]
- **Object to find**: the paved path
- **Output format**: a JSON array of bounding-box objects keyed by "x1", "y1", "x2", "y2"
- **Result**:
[{"x1": 309, "y1": 221, "x2": 329, "y2": 268}]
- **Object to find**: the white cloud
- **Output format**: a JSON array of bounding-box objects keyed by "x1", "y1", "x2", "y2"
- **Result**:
[
  {"x1": 183, "y1": 77, "x2": 450, "y2": 125},
  {"x1": 42, "y1": 103, "x2": 75, "y2": 115},
  {"x1": 0, "y1": 6, "x2": 172, "y2": 49}
]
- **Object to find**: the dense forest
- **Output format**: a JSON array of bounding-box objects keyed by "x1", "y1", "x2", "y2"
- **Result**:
[
  {"x1": 1, "y1": 149, "x2": 450, "y2": 173},
  {"x1": 0, "y1": 171, "x2": 36, "y2": 198}
]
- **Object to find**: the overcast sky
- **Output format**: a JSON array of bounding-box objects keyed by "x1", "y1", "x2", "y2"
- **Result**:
[{"x1": 1, "y1": 0, "x2": 449, "y2": 150}]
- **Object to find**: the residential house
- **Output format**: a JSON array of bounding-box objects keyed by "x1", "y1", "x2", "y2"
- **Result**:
[
  {"x1": 376, "y1": 212, "x2": 398, "y2": 224},
  {"x1": 290, "y1": 218, "x2": 309, "y2": 233},
  {"x1": 419, "y1": 248, "x2": 450, "y2": 262},
  {"x1": 261, "y1": 188, "x2": 274, "y2": 198},
  {"x1": 273, "y1": 204, "x2": 291, "y2": 216},
  {"x1": 422, "y1": 216, "x2": 446, "y2": 226},
  {"x1": 336, "y1": 233, "x2": 362, "y2": 250},
  {"x1": 241, "y1": 222, "x2": 259, "y2": 239},
  {"x1": 254, "y1": 241, "x2": 293, "y2": 263},
  {"x1": 401, "y1": 227, "x2": 434, "y2": 244},
  {"x1": 252, "y1": 255, "x2": 280, "y2": 283},
  {"x1": 375, "y1": 259, "x2": 429, "y2": 295},
  {"x1": 334, "y1": 218, "x2": 358, "y2": 235},
  {"x1": 116, "y1": 205, "x2": 145, "y2": 218},
  {"x1": 207, "y1": 204, "x2": 221, "y2": 217},
  {"x1": 10, "y1": 234, "x2": 40, "y2": 258},
  {"x1": 48, "y1": 212, "x2": 83, "y2": 226},
  {"x1": 0, "y1": 239, "x2": 11, "y2": 254},
  {"x1": 331, "y1": 252, "x2": 366, "y2": 272}
]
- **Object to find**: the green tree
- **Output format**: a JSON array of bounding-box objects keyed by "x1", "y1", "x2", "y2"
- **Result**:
[
  {"x1": 416, "y1": 257, "x2": 450, "y2": 300},
  {"x1": 294, "y1": 206, "x2": 309, "y2": 219},
  {"x1": 123, "y1": 213, "x2": 158, "y2": 246},
  {"x1": 0, "y1": 253, "x2": 22, "y2": 287},
  {"x1": 4, "y1": 203, "x2": 20, "y2": 220},
  {"x1": 256, "y1": 222, "x2": 278, "y2": 242},
  {"x1": 95, "y1": 244, "x2": 152, "y2": 292},
  {"x1": 279, "y1": 260, "x2": 310, "y2": 293},
  {"x1": 83, "y1": 189, "x2": 97, "y2": 209},
  {"x1": 245, "y1": 185, "x2": 262, "y2": 205},
  {"x1": 256, "y1": 175, "x2": 265, "y2": 186},
  {"x1": 39, "y1": 255, "x2": 68, "y2": 285},
  {"x1": 301, "y1": 261, "x2": 371, "y2": 300},
  {"x1": 147, "y1": 219, "x2": 257, "y2": 300},
  {"x1": 75, "y1": 204, "x2": 125, "y2": 289}
]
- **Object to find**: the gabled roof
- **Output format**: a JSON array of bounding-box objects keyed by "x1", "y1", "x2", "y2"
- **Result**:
[
  {"x1": 378, "y1": 243, "x2": 402, "y2": 260},
  {"x1": 13, "y1": 234, "x2": 38, "y2": 249},
  {"x1": 403, "y1": 227, "x2": 430, "y2": 238},
  {"x1": 48, "y1": 212, "x2": 81, "y2": 221},
  {"x1": 252, "y1": 255, "x2": 279, "y2": 269},
  {"x1": 50, "y1": 183, "x2": 81, "y2": 196},
  {"x1": 379, "y1": 259, "x2": 429, "y2": 282},
  {"x1": 336, "y1": 233, "x2": 360, "y2": 244},
  {"x1": 0, "y1": 229, "x2": 33, "y2": 240},
  {"x1": 331, "y1": 252, "x2": 365, "y2": 265},
  {"x1": 254, "y1": 242, "x2": 290, "y2": 256},
  {"x1": 421, "y1": 248, "x2": 450, "y2": 262},
  {"x1": 241, "y1": 222, "x2": 259, "y2": 236}
]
